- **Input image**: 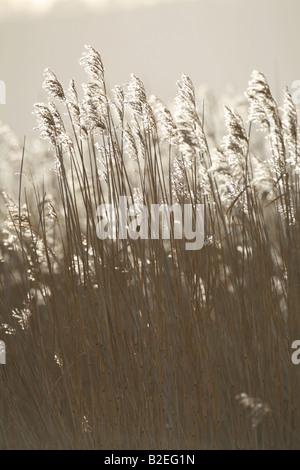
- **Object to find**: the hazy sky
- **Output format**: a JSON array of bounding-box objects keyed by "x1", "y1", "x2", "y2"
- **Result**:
[
  {"x1": 0, "y1": 0, "x2": 198, "y2": 17},
  {"x1": 0, "y1": 0, "x2": 299, "y2": 139}
]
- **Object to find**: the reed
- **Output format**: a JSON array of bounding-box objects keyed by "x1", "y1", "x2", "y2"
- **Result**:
[{"x1": 0, "y1": 47, "x2": 299, "y2": 449}]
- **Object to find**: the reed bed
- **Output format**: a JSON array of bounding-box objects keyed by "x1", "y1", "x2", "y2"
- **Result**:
[{"x1": 0, "y1": 46, "x2": 300, "y2": 449}]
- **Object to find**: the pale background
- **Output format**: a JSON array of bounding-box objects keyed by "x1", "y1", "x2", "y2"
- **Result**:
[{"x1": 0, "y1": 0, "x2": 299, "y2": 139}]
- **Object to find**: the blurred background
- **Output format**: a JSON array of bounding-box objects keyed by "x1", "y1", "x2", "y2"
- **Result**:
[{"x1": 0, "y1": 0, "x2": 299, "y2": 139}]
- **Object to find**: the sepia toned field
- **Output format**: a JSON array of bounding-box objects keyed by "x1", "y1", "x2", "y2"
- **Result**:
[{"x1": 0, "y1": 46, "x2": 300, "y2": 449}]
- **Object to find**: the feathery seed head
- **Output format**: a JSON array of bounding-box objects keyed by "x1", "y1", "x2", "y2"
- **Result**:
[
  {"x1": 67, "y1": 79, "x2": 81, "y2": 128},
  {"x1": 124, "y1": 123, "x2": 138, "y2": 161},
  {"x1": 79, "y1": 82, "x2": 107, "y2": 135},
  {"x1": 246, "y1": 70, "x2": 285, "y2": 175},
  {"x1": 142, "y1": 101, "x2": 157, "y2": 136},
  {"x1": 149, "y1": 95, "x2": 178, "y2": 144},
  {"x1": 128, "y1": 74, "x2": 147, "y2": 104},
  {"x1": 282, "y1": 86, "x2": 300, "y2": 168},
  {"x1": 246, "y1": 70, "x2": 278, "y2": 129},
  {"x1": 174, "y1": 74, "x2": 208, "y2": 157},
  {"x1": 48, "y1": 101, "x2": 74, "y2": 149},
  {"x1": 111, "y1": 85, "x2": 125, "y2": 123},
  {"x1": 176, "y1": 74, "x2": 196, "y2": 112},
  {"x1": 79, "y1": 45, "x2": 105, "y2": 84},
  {"x1": 33, "y1": 102, "x2": 57, "y2": 147},
  {"x1": 43, "y1": 68, "x2": 65, "y2": 101}
]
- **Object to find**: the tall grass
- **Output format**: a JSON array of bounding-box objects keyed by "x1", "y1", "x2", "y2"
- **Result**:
[{"x1": 0, "y1": 46, "x2": 300, "y2": 449}]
